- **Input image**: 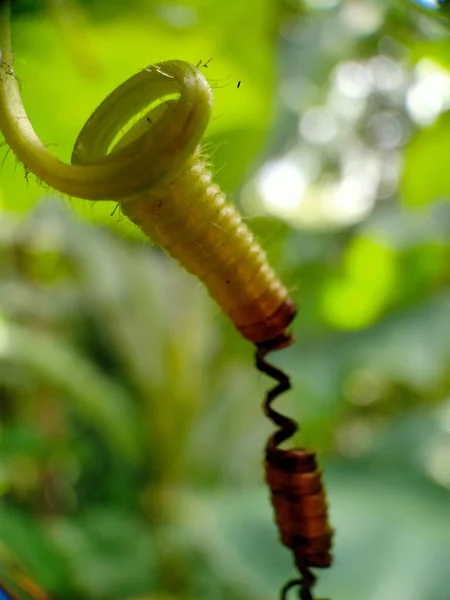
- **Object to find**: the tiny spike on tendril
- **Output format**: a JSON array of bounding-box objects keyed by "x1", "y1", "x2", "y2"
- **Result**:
[{"x1": 255, "y1": 335, "x2": 333, "y2": 600}]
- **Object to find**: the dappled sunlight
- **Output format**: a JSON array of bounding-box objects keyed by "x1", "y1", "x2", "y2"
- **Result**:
[
  {"x1": 333, "y1": 61, "x2": 373, "y2": 99},
  {"x1": 369, "y1": 55, "x2": 406, "y2": 92},
  {"x1": 256, "y1": 158, "x2": 307, "y2": 212},
  {"x1": 245, "y1": 0, "x2": 450, "y2": 227},
  {"x1": 340, "y1": 1, "x2": 383, "y2": 35},
  {"x1": 299, "y1": 106, "x2": 339, "y2": 145},
  {"x1": 406, "y1": 58, "x2": 450, "y2": 125},
  {"x1": 322, "y1": 173, "x2": 375, "y2": 224}
]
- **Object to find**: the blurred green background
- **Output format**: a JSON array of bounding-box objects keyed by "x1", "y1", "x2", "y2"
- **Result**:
[{"x1": 1, "y1": 0, "x2": 450, "y2": 599}]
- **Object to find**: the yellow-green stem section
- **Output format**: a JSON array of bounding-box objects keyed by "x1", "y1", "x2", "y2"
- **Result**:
[
  {"x1": 120, "y1": 157, "x2": 290, "y2": 329},
  {"x1": 0, "y1": 0, "x2": 294, "y2": 342}
]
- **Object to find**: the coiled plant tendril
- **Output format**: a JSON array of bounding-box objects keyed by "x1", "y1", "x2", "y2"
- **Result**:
[
  {"x1": 0, "y1": 5, "x2": 335, "y2": 600},
  {"x1": 0, "y1": 2, "x2": 211, "y2": 200},
  {"x1": 0, "y1": 0, "x2": 296, "y2": 344}
]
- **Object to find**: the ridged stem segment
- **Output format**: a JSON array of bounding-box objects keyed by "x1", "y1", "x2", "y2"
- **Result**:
[{"x1": 120, "y1": 157, "x2": 295, "y2": 342}]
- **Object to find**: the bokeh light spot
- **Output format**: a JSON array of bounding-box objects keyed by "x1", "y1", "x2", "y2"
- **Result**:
[
  {"x1": 369, "y1": 56, "x2": 405, "y2": 92},
  {"x1": 406, "y1": 59, "x2": 450, "y2": 126},
  {"x1": 333, "y1": 61, "x2": 373, "y2": 98},
  {"x1": 257, "y1": 159, "x2": 306, "y2": 212},
  {"x1": 369, "y1": 112, "x2": 404, "y2": 149},
  {"x1": 340, "y1": 1, "x2": 383, "y2": 36},
  {"x1": 300, "y1": 106, "x2": 338, "y2": 145}
]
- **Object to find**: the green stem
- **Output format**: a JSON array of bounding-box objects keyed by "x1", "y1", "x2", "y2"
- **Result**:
[{"x1": 0, "y1": 0, "x2": 213, "y2": 200}]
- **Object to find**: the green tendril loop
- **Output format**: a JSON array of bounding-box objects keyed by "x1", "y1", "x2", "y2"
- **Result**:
[{"x1": 0, "y1": 0, "x2": 213, "y2": 201}]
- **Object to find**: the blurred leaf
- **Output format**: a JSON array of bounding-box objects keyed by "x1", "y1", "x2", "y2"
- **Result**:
[
  {"x1": 321, "y1": 236, "x2": 398, "y2": 330},
  {"x1": 174, "y1": 488, "x2": 292, "y2": 600},
  {"x1": 402, "y1": 110, "x2": 450, "y2": 207},
  {"x1": 283, "y1": 288, "x2": 450, "y2": 451},
  {"x1": 0, "y1": 505, "x2": 69, "y2": 591},
  {"x1": 46, "y1": 508, "x2": 156, "y2": 600},
  {"x1": 0, "y1": 323, "x2": 140, "y2": 461}
]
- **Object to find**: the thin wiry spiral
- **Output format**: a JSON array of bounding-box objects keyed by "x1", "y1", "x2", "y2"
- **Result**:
[{"x1": 256, "y1": 336, "x2": 333, "y2": 600}]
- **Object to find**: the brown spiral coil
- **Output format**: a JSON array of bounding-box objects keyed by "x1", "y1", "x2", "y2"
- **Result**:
[
  {"x1": 256, "y1": 335, "x2": 333, "y2": 600},
  {"x1": 265, "y1": 447, "x2": 333, "y2": 572}
]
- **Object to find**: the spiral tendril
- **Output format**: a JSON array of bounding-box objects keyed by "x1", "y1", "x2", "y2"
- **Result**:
[
  {"x1": 256, "y1": 337, "x2": 333, "y2": 600},
  {"x1": 0, "y1": 4, "x2": 335, "y2": 599}
]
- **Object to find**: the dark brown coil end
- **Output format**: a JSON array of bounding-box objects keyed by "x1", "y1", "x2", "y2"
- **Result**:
[
  {"x1": 265, "y1": 446, "x2": 333, "y2": 571},
  {"x1": 237, "y1": 296, "x2": 297, "y2": 345},
  {"x1": 281, "y1": 576, "x2": 330, "y2": 600}
]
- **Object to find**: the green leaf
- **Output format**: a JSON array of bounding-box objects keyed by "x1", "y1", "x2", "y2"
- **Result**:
[
  {"x1": 0, "y1": 504, "x2": 69, "y2": 591},
  {"x1": 402, "y1": 110, "x2": 450, "y2": 207}
]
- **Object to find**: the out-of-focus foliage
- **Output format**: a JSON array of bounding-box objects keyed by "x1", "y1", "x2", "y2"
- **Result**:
[
  {"x1": 0, "y1": 1, "x2": 450, "y2": 600},
  {"x1": 0, "y1": 203, "x2": 449, "y2": 600}
]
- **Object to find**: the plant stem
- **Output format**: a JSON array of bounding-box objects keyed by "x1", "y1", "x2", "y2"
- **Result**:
[{"x1": 0, "y1": 0, "x2": 212, "y2": 200}]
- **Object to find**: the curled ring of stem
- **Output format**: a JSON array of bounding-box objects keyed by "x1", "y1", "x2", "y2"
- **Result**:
[{"x1": 0, "y1": 0, "x2": 213, "y2": 200}]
